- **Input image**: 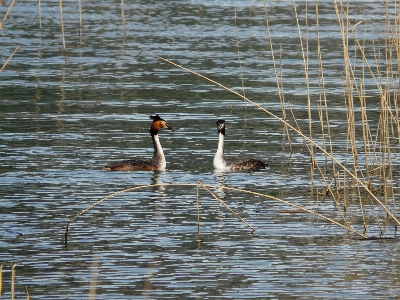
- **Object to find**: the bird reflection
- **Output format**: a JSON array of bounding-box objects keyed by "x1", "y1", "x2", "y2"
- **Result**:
[
  {"x1": 213, "y1": 171, "x2": 227, "y2": 198},
  {"x1": 151, "y1": 170, "x2": 166, "y2": 193}
]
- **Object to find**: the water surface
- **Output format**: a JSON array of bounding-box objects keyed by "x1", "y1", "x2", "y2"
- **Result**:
[{"x1": 1, "y1": 0, "x2": 399, "y2": 299}]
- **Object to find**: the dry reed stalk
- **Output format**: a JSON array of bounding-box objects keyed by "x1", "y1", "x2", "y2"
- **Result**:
[
  {"x1": 11, "y1": 262, "x2": 17, "y2": 300},
  {"x1": 358, "y1": 81, "x2": 368, "y2": 229},
  {"x1": 88, "y1": 255, "x2": 99, "y2": 300},
  {"x1": 25, "y1": 286, "x2": 30, "y2": 300},
  {"x1": 286, "y1": 100, "x2": 309, "y2": 154},
  {"x1": 78, "y1": 0, "x2": 82, "y2": 36},
  {"x1": 138, "y1": 49, "x2": 400, "y2": 228},
  {"x1": 59, "y1": 0, "x2": 68, "y2": 65},
  {"x1": 197, "y1": 181, "x2": 255, "y2": 232},
  {"x1": 315, "y1": 1, "x2": 335, "y2": 168},
  {"x1": 38, "y1": 0, "x2": 42, "y2": 30},
  {"x1": 234, "y1": 7, "x2": 246, "y2": 105},
  {"x1": 342, "y1": 169, "x2": 347, "y2": 212},
  {"x1": 380, "y1": 5, "x2": 398, "y2": 214},
  {"x1": 379, "y1": 94, "x2": 389, "y2": 206},
  {"x1": 293, "y1": 0, "x2": 314, "y2": 169},
  {"x1": 359, "y1": 82, "x2": 370, "y2": 179},
  {"x1": 121, "y1": 0, "x2": 126, "y2": 35},
  {"x1": 0, "y1": 0, "x2": 17, "y2": 31},
  {"x1": 396, "y1": 1, "x2": 400, "y2": 77},
  {"x1": 0, "y1": 45, "x2": 19, "y2": 73},
  {"x1": 279, "y1": 48, "x2": 292, "y2": 152},
  {"x1": 196, "y1": 186, "x2": 200, "y2": 235},
  {"x1": 263, "y1": 2, "x2": 292, "y2": 152},
  {"x1": 345, "y1": 77, "x2": 363, "y2": 220},
  {"x1": 358, "y1": 6, "x2": 397, "y2": 49},
  {"x1": 233, "y1": 7, "x2": 248, "y2": 147}
]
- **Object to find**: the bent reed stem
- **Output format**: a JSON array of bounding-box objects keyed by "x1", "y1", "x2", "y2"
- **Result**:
[
  {"x1": 197, "y1": 181, "x2": 255, "y2": 232},
  {"x1": 0, "y1": 45, "x2": 19, "y2": 73},
  {"x1": 65, "y1": 182, "x2": 367, "y2": 246}
]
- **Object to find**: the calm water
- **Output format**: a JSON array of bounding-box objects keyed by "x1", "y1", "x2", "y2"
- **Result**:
[{"x1": 1, "y1": 0, "x2": 399, "y2": 299}]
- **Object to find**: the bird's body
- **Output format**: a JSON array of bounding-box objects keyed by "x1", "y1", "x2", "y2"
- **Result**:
[
  {"x1": 102, "y1": 115, "x2": 175, "y2": 171},
  {"x1": 213, "y1": 119, "x2": 267, "y2": 172}
]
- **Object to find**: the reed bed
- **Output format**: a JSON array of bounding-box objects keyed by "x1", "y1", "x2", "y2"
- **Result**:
[{"x1": 273, "y1": 0, "x2": 400, "y2": 235}]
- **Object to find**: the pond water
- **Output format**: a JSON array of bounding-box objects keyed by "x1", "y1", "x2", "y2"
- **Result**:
[{"x1": 1, "y1": 0, "x2": 400, "y2": 299}]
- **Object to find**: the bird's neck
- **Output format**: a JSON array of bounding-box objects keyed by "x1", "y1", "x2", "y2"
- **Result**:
[
  {"x1": 213, "y1": 132, "x2": 226, "y2": 169},
  {"x1": 152, "y1": 134, "x2": 166, "y2": 169}
]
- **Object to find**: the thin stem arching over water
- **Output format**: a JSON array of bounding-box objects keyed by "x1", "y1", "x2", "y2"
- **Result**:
[{"x1": 65, "y1": 182, "x2": 368, "y2": 246}]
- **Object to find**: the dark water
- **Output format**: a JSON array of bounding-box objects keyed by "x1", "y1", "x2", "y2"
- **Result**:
[{"x1": 1, "y1": 0, "x2": 399, "y2": 299}]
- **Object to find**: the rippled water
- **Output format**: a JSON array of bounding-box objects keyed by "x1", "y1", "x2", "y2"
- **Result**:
[{"x1": 1, "y1": 0, "x2": 400, "y2": 299}]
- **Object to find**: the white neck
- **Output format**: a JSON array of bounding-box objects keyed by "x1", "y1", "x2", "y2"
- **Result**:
[
  {"x1": 152, "y1": 134, "x2": 166, "y2": 170},
  {"x1": 213, "y1": 132, "x2": 226, "y2": 170}
]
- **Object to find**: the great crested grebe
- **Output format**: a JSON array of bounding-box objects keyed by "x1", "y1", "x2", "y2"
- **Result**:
[
  {"x1": 102, "y1": 114, "x2": 176, "y2": 171},
  {"x1": 213, "y1": 119, "x2": 267, "y2": 172}
]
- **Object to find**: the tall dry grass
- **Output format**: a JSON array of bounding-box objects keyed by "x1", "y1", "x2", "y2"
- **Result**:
[
  {"x1": 333, "y1": 1, "x2": 399, "y2": 233},
  {"x1": 0, "y1": 263, "x2": 30, "y2": 300}
]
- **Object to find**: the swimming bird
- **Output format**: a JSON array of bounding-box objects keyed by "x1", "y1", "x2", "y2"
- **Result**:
[
  {"x1": 102, "y1": 114, "x2": 176, "y2": 171},
  {"x1": 213, "y1": 119, "x2": 267, "y2": 171}
]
